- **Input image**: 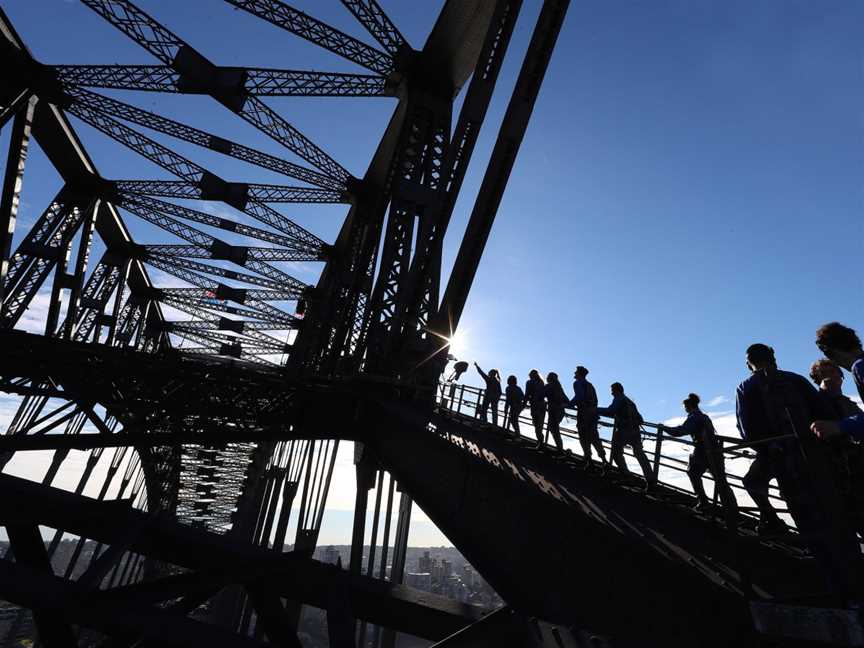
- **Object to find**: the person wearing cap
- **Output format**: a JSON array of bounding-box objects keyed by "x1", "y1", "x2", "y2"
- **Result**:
[
  {"x1": 569, "y1": 366, "x2": 608, "y2": 471},
  {"x1": 660, "y1": 393, "x2": 735, "y2": 512},
  {"x1": 736, "y1": 343, "x2": 828, "y2": 535},
  {"x1": 597, "y1": 382, "x2": 656, "y2": 490}
]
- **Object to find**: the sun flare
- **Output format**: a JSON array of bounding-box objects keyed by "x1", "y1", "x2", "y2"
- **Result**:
[{"x1": 447, "y1": 330, "x2": 468, "y2": 359}]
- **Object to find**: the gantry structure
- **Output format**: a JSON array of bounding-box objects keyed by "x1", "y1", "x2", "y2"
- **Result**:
[{"x1": 0, "y1": 2, "x2": 862, "y2": 647}]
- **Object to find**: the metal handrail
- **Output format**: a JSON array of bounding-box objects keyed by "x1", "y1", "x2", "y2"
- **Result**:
[
  {"x1": 435, "y1": 381, "x2": 789, "y2": 519},
  {"x1": 435, "y1": 381, "x2": 864, "y2": 603}
]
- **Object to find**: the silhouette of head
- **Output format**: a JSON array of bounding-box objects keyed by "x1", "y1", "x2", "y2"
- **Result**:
[
  {"x1": 547, "y1": 371, "x2": 559, "y2": 384},
  {"x1": 488, "y1": 369, "x2": 500, "y2": 381},
  {"x1": 574, "y1": 366, "x2": 589, "y2": 378},
  {"x1": 683, "y1": 393, "x2": 700, "y2": 412},
  {"x1": 611, "y1": 382, "x2": 624, "y2": 396},
  {"x1": 816, "y1": 322, "x2": 863, "y2": 370},
  {"x1": 745, "y1": 344, "x2": 776, "y2": 372},
  {"x1": 507, "y1": 374, "x2": 518, "y2": 386},
  {"x1": 809, "y1": 358, "x2": 843, "y2": 391},
  {"x1": 529, "y1": 369, "x2": 542, "y2": 382}
]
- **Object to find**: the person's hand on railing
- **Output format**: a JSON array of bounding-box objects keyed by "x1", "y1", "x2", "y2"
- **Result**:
[{"x1": 811, "y1": 420, "x2": 843, "y2": 441}]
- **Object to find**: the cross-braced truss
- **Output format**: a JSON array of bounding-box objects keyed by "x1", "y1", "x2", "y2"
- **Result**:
[
  {"x1": 7, "y1": 2, "x2": 855, "y2": 648},
  {"x1": 0, "y1": 1, "x2": 576, "y2": 646}
]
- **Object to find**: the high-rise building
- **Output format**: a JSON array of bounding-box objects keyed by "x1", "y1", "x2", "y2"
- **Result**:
[
  {"x1": 463, "y1": 565, "x2": 474, "y2": 588},
  {"x1": 418, "y1": 550, "x2": 431, "y2": 574},
  {"x1": 322, "y1": 545, "x2": 339, "y2": 566},
  {"x1": 442, "y1": 559, "x2": 452, "y2": 579}
]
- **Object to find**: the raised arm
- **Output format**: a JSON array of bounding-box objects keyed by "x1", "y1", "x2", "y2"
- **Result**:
[{"x1": 474, "y1": 362, "x2": 488, "y2": 381}]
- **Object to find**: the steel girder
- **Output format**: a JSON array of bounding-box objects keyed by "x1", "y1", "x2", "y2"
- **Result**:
[{"x1": 0, "y1": 0, "x2": 572, "y2": 645}]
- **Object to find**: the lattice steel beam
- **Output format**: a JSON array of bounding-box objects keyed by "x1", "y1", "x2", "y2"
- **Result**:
[
  {"x1": 436, "y1": 0, "x2": 570, "y2": 341},
  {"x1": 55, "y1": 64, "x2": 391, "y2": 97},
  {"x1": 158, "y1": 289, "x2": 283, "y2": 322},
  {"x1": 80, "y1": 0, "x2": 352, "y2": 182},
  {"x1": 116, "y1": 179, "x2": 345, "y2": 204},
  {"x1": 57, "y1": 86, "x2": 341, "y2": 190},
  {"x1": 0, "y1": 95, "x2": 37, "y2": 312},
  {"x1": 142, "y1": 252, "x2": 300, "y2": 293},
  {"x1": 113, "y1": 193, "x2": 309, "y2": 250},
  {"x1": 341, "y1": 0, "x2": 406, "y2": 57},
  {"x1": 390, "y1": 0, "x2": 523, "y2": 352},
  {"x1": 118, "y1": 197, "x2": 320, "y2": 263},
  {"x1": 225, "y1": 0, "x2": 394, "y2": 75},
  {"x1": 63, "y1": 95, "x2": 325, "y2": 250}
]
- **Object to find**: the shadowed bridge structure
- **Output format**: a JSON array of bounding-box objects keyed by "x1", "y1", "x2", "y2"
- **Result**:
[{"x1": 0, "y1": 2, "x2": 861, "y2": 647}]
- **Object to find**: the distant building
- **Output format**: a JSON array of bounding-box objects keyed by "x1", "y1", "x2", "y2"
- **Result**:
[
  {"x1": 322, "y1": 545, "x2": 339, "y2": 565},
  {"x1": 418, "y1": 550, "x2": 432, "y2": 574},
  {"x1": 442, "y1": 559, "x2": 452, "y2": 579},
  {"x1": 405, "y1": 572, "x2": 432, "y2": 591},
  {"x1": 462, "y1": 565, "x2": 474, "y2": 588}
]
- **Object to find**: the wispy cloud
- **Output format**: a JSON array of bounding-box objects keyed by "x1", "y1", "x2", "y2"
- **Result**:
[{"x1": 706, "y1": 395, "x2": 730, "y2": 408}]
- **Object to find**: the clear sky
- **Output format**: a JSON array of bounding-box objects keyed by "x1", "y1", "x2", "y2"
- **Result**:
[{"x1": 1, "y1": 0, "x2": 862, "y2": 546}]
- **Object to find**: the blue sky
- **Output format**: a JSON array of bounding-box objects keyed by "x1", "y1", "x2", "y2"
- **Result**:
[{"x1": 2, "y1": 0, "x2": 863, "y2": 545}]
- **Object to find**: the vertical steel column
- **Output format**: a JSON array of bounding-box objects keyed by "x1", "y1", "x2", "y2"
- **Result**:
[
  {"x1": 103, "y1": 259, "x2": 130, "y2": 344},
  {"x1": 62, "y1": 199, "x2": 100, "y2": 339},
  {"x1": 349, "y1": 448, "x2": 376, "y2": 575},
  {"x1": 379, "y1": 488, "x2": 413, "y2": 648},
  {"x1": 435, "y1": 0, "x2": 571, "y2": 344},
  {"x1": 0, "y1": 94, "x2": 36, "y2": 315}
]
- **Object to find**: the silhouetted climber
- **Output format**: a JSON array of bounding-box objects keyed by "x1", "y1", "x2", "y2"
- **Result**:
[
  {"x1": 811, "y1": 323, "x2": 864, "y2": 441},
  {"x1": 475, "y1": 363, "x2": 502, "y2": 426},
  {"x1": 504, "y1": 375, "x2": 524, "y2": 439},
  {"x1": 809, "y1": 358, "x2": 864, "y2": 528},
  {"x1": 545, "y1": 372, "x2": 568, "y2": 453},
  {"x1": 524, "y1": 370, "x2": 546, "y2": 448},
  {"x1": 736, "y1": 343, "x2": 829, "y2": 536},
  {"x1": 569, "y1": 366, "x2": 608, "y2": 471},
  {"x1": 810, "y1": 358, "x2": 863, "y2": 419},
  {"x1": 597, "y1": 383, "x2": 655, "y2": 490},
  {"x1": 660, "y1": 393, "x2": 736, "y2": 512}
]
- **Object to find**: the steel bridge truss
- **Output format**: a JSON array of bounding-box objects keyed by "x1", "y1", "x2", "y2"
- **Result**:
[{"x1": 0, "y1": 1, "x2": 575, "y2": 647}]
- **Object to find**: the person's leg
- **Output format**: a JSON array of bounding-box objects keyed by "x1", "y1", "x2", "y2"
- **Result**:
[
  {"x1": 510, "y1": 408, "x2": 522, "y2": 438},
  {"x1": 743, "y1": 451, "x2": 783, "y2": 527},
  {"x1": 576, "y1": 417, "x2": 592, "y2": 461},
  {"x1": 549, "y1": 409, "x2": 564, "y2": 451},
  {"x1": 630, "y1": 438, "x2": 655, "y2": 484},
  {"x1": 687, "y1": 449, "x2": 709, "y2": 504},
  {"x1": 479, "y1": 397, "x2": 489, "y2": 422},
  {"x1": 707, "y1": 450, "x2": 738, "y2": 512},
  {"x1": 490, "y1": 398, "x2": 498, "y2": 427},
  {"x1": 590, "y1": 421, "x2": 607, "y2": 464},
  {"x1": 531, "y1": 406, "x2": 545, "y2": 445},
  {"x1": 610, "y1": 431, "x2": 628, "y2": 473},
  {"x1": 578, "y1": 427, "x2": 593, "y2": 462}
]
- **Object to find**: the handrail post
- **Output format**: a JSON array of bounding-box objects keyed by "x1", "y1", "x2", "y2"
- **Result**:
[
  {"x1": 456, "y1": 384, "x2": 465, "y2": 414},
  {"x1": 652, "y1": 427, "x2": 663, "y2": 481}
]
